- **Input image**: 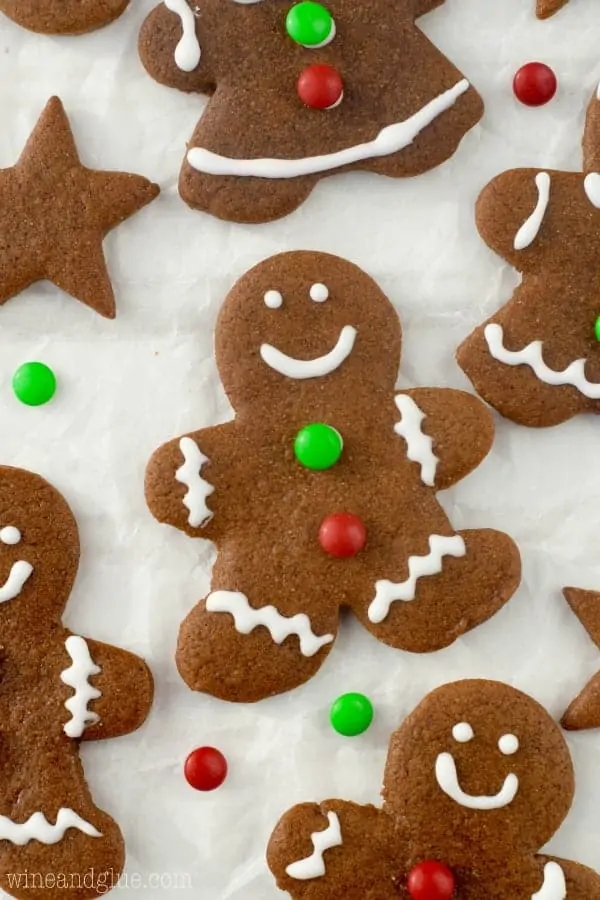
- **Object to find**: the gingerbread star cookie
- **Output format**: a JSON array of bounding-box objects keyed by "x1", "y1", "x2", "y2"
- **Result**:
[
  {"x1": 268, "y1": 680, "x2": 600, "y2": 899},
  {"x1": 0, "y1": 0, "x2": 129, "y2": 34},
  {"x1": 0, "y1": 97, "x2": 159, "y2": 319},
  {"x1": 562, "y1": 587, "x2": 600, "y2": 731},
  {"x1": 138, "y1": 0, "x2": 483, "y2": 223}
]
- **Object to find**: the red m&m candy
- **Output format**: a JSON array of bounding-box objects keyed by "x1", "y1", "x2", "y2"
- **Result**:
[
  {"x1": 513, "y1": 62, "x2": 557, "y2": 106},
  {"x1": 319, "y1": 512, "x2": 366, "y2": 558},
  {"x1": 298, "y1": 64, "x2": 343, "y2": 110},
  {"x1": 184, "y1": 746, "x2": 228, "y2": 791},
  {"x1": 407, "y1": 860, "x2": 455, "y2": 900}
]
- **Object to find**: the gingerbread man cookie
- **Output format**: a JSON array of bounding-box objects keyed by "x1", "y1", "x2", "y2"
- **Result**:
[
  {"x1": 0, "y1": 466, "x2": 153, "y2": 900},
  {"x1": 268, "y1": 680, "x2": 600, "y2": 899},
  {"x1": 138, "y1": 0, "x2": 483, "y2": 223},
  {"x1": 457, "y1": 85, "x2": 600, "y2": 427},
  {"x1": 145, "y1": 252, "x2": 520, "y2": 703},
  {"x1": 0, "y1": 0, "x2": 129, "y2": 34},
  {"x1": 561, "y1": 587, "x2": 600, "y2": 731}
]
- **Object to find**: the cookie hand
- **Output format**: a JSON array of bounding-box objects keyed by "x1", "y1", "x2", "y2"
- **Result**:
[{"x1": 139, "y1": 2, "x2": 216, "y2": 94}]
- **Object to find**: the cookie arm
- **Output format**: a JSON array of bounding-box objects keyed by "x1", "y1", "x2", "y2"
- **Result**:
[
  {"x1": 138, "y1": 3, "x2": 215, "y2": 94},
  {"x1": 395, "y1": 388, "x2": 494, "y2": 490}
]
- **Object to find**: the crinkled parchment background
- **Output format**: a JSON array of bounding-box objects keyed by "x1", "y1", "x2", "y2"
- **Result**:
[{"x1": 0, "y1": 0, "x2": 599, "y2": 896}]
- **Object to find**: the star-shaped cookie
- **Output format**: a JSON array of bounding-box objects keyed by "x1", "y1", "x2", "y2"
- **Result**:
[
  {"x1": 0, "y1": 97, "x2": 159, "y2": 318},
  {"x1": 562, "y1": 588, "x2": 600, "y2": 731}
]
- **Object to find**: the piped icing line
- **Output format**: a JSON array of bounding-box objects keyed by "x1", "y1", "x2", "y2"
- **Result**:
[
  {"x1": 60, "y1": 636, "x2": 101, "y2": 739},
  {"x1": 367, "y1": 534, "x2": 466, "y2": 624},
  {"x1": 531, "y1": 862, "x2": 567, "y2": 900},
  {"x1": 485, "y1": 323, "x2": 600, "y2": 399},
  {"x1": 435, "y1": 752, "x2": 519, "y2": 810},
  {"x1": 584, "y1": 172, "x2": 600, "y2": 208},
  {"x1": 285, "y1": 812, "x2": 342, "y2": 880},
  {"x1": 514, "y1": 172, "x2": 550, "y2": 251},
  {"x1": 394, "y1": 395, "x2": 438, "y2": 486},
  {"x1": 164, "y1": 0, "x2": 201, "y2": 72},
  {"x1": 260, "y1": 326, "x2": 357, "y2": 380},
  {"x1": 0, "y1": 560, "x2": 33, "y2": 603},
  {"x1": 187, "y1": 79, "x2": 471, "y2": 179},
  {"x1": 175, "y1": 437, "x2": 215, "y2": 528},
  {"x1": 0, "y1": 809, "x2": 102, "y2": 846},
  {"x1": 205, "y1": 590, "x2": 334, "y2": 657}
]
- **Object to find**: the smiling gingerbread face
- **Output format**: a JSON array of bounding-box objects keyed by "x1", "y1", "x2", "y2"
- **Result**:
[
  {"x1": 215, "y1": 251, "x2": 401, "y2": 413},
  {"x1": 382, "y1": 680, "x2": 574, "y2": 863}
]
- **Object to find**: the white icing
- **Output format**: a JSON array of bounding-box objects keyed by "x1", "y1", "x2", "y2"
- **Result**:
[
  {"x1": 175, "y1": 437, "x2": 215, "y2": 528},
  {"x1": 302, "y1": 20, "x2": 336, "y2": 50},
  {"x1": 367, "y1": 534, "x2": 466, "y2": 624},
  {"x1": 0, "y1": 809, "x2": 102, "y2": 846},
  {"x1": 205, "y1": 590, "x2": 334, "y2": 657},
  {"x1": 164, "y1": 0, "x2": 201, "y2": 72},
  {"x1": 498, "y1": 733, "x2": 519, "y2": 755},
  {"x1": 393, "y1": 395, "x2": 438, "y2": 487},
  {"x1": 452, "y1": 722, "x2": 474, "y2": 743},
  {"x1": 309, "y1": 283, "x2": 329, "y2": 303},
  {"x1": 0, "y1": 526, "x2": 20, "y2": 545},
  {"x1": 260, "y1": 325, "x2": 356, "y2": 380},
  {"x1": 435, "y1": 752, "x2": 519, "y2": 810},
  {"x1": 485, "y1": 323, "x2": 600, "y2": 399},
  {"x1": 187, "y1": 80, "x2": 470, "y2": 179},
  {"x1": 584, "y1": 172, "x2": 600, "y2": 208},
  {"x1": 532, "y1": 862, "x2": 567, "y2": 900},
  {"x1": 0, "y1": 560, "x2": 33, "y2": 603},
  {"x1": 60, "y1": 636, "x2": 101, "y2": 739},
  {"x1": 285, "y1": 812, "x2": 342, "y2": 880},
  {"x1": 514, "y1": 172, "x2": 550, "y2": 251},
  {"x1": 264, "y1": 290, "x2": 283, "y2": 309}
]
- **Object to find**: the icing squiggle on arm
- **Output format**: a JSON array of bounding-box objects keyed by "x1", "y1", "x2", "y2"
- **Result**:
[
  {"x1": 514, "y1": 172, "x2": 550, "y2": 250},
  {"x1": 60, "y1": 636, "x2": 101, "y2": 739},
  {"x1": 368, "y1": 535, "x2": 466, "y2": 624},
  {"x1": 531, "y1": 862, "x2": 566, "y2": 900},
  {"x1": 205, "y1": 591, "x2": 334, "y2": 657},
  {"x1": 394, "y1": 395, "x2": 438, "y2": 486},
  {"x1": 285, "y1": 812, "x2": 342, "y2": 880},
  {"x1": 176, "y1": 437, "x2": 215, "y2": 528},
  {"x1": 584, "y1": 172, "x2": 600, "y2": 208},
  {"x1": 164, "y1": 0, "x2": 201, "y2": 72},
  {"x1": 0, "y1": 809, "x2": 102, "y2": 846}
]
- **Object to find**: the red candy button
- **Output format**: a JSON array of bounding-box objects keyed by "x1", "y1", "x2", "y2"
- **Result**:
[
  {"x1": 298, "y1": 64, "x2": 343, "y2": 109},
  {"x1": 184, "y1": 747, "x2": 228, "y2": 792},
  {"x1": 407, "y1": 861, "x2": 455, "y2": 900},
  {"x1": 319, "y1": 512, "x2": 366, "y2": 558},
  {"x1": 513, "y1": 62, "x2": 557, "y2": 106}
]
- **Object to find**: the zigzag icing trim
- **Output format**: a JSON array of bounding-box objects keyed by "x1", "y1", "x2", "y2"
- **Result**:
[
  {"x1": 394, "y1": 395, "x2": 438, "y2": 486},
  {"x1": 286, "y1": 812, "x2": 342, "y2": 880}
]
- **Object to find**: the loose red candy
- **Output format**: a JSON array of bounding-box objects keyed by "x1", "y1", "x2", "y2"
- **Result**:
[
  {"x1": 513, "y1": 62, "x2": 557, "y2": 107},
  {"x1": 319, "y1": 512, "x2": 366, "y2": 558},
  {"x1": 297, "y1": 64, "x2": 343, "y2": 110},
  {"x1": 407, "y1": 861, "x2": 455, "y2": 900},
  {"x1": 184, "y1": 746, "x2": 228, "y2": 791}
]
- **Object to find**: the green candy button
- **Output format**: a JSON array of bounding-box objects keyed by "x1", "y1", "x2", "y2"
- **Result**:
[
  {"x1": 330, "y1": 693, "x2": 374, "y2": 737},
  {"x1": 595, "y1": 316, "x2": 600, "y2": 342},
  {"x1": 12, "y1": 362, "x2": 57, "y2": 406},
  {"x1": 286, "y1": 1, "x2": 334, "y2": 48},
  {"x1": 294, "y1": 423, "x2": 343, "y2": 470}
]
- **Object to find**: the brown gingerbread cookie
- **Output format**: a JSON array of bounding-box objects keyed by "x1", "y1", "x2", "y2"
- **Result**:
[
  {"x1": 138, "y1": 0, "x2": 483, "y2": 224},
  {"x1": 145, "y1": 251, "x2": 521, "y2": 703},
  {"x1": 536, "y1": 0, "x2": 568, "y2": 17},
  {"x1": 0, "y1": 0, "x2": 129, "y2": 34},
  {"x1": 561, "y1": 587, "x2": 600, "y2": 731},
  {"x1": 457, "y1": 85, "x2": 600, "y2": 427},
  {"x1": 0, "y1": 466, "x2": 153, "y2": 900},
  {"x1": 268, "y1": 680, "x2": 600, "y2": 899},
  {"x1": 0, "y1": 97, "x2": 159, "y2": 319}
]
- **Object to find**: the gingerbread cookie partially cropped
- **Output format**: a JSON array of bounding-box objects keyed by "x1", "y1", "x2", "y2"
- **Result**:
[
  {"x1": 138, "y1": 0, "x2": 483, "y2": 223},
  {"x1": 0, "y1": 0, "x2": 129, "y2": 34},
  {"x1": 561, "y1": 587, "x2": 600, "y2": 731},
  {"x1": 0, "y1": 466, "x2": 153, "y2": 900},
  {"x1": 536, "y1": 0, "x2": 569, "y2": 17},
  {"x1": 268, "y1": 680, "x2": 600, "y2": 899},
  {"x1": 457, "y1": 85, "x2": 600, "y2": 427},
  {"x1": 145, "y1": 252, "x2": 520, "y2": 703}
]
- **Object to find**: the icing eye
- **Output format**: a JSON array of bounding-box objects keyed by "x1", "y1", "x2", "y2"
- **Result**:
[
  {"x1": 309, "y1": 283, "x2": 329, "y2": 303},
  {"x1": 0, "y1": 526, "x2": 21, "y2": 546},
  {"x1": 264, "y1": 290, "x2": 283, "y2": 309},
  {"x1": 452, "y1": 722, "x2": 474, "y2": 743},
  {"x1": 498, "y1": 734, "x2": 519, "y2": 755}
]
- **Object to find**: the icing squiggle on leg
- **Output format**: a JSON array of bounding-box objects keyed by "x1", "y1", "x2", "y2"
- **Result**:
[
  {"x1": 285, "y1": 812, "x2": 342, "y2": 880},
  {"x1": 0, "y1": 809, "x2": 102, "y2": 846}
]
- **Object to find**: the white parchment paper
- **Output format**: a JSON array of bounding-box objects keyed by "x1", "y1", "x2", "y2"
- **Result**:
[{"x1": 0, "y1": 0, "x2": 599, "y2": 895}]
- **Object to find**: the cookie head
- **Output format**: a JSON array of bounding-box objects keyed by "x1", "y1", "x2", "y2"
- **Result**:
[
  {"x1": 215, "y1": 251, "x2": 402, "y2": 411},
  {"x1": 383, "y1": 680, "x2": 573, "y2": 861},
  {"x1": 0, "y1": 467, "x2": 79, "y2": 625}
]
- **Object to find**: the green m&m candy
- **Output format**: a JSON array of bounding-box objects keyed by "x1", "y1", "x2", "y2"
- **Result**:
[
  {"x1": 12, "y1": 362, "x2": 57, "y2": 406},
  {"x1": 595, "y1": 316, "x2": 600, "y2": 342},
  {"x1": 294, "y1": 423, "x2": 343, "y2": 470},
  {"x1": 330, "y1": 693, "x2": 374, "y2": 737},
  {"x1": 286, "y1": 2, "x2": 335, "y2": 48}
]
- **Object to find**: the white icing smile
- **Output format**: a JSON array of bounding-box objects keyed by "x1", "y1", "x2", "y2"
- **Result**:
[
  {"x1": 435, "y1": 752, "x2": 519, "y2": 810},
  {"x1": 260, "y1": 325, "x2": 357, "y2": 380},
  {"x1": 0, "y1": 560, "x2": 33, "y2": 603}
]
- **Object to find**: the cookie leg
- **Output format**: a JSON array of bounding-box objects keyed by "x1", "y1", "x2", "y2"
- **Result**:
[{"x1": 353, "y1": 529, "x2": 521, "y2": 652}]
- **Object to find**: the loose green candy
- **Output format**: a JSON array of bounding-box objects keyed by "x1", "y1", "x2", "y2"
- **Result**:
[
  {"x1": 294, "y1": 423, "x2": 343, "y2": 470},
  {"x1": 330, "y1": 692, "x2": 374, "y2": 737},
  {"x1": 286, "y1": 2, "x2": 334, "y2": 47},
  {"x1": 12, "y1": 362, "x2": 57, "y2": 406}
]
